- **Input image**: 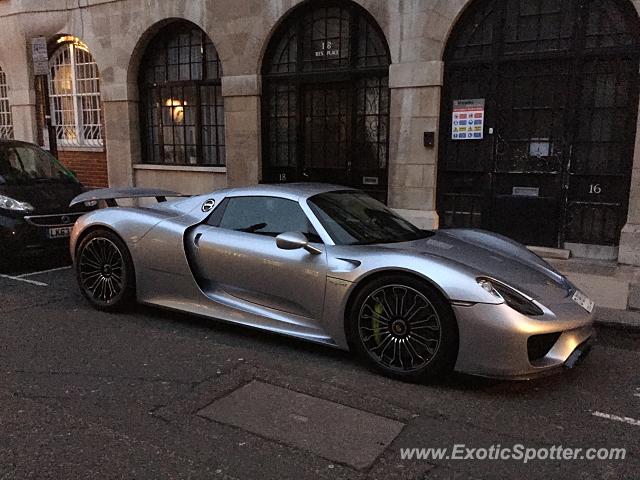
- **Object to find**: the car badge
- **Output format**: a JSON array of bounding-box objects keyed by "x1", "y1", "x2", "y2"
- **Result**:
[{"x1": 201, "y1": 199, "x2": 215, "y2": 212}]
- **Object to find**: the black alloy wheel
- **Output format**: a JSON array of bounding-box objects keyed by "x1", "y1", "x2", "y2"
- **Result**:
[
  {"x1": 349, "y1": 274, "x2": 458, "y2": 382},
  {"x1": 76, "y1": 229, "x2": 135, "y2": 310}
]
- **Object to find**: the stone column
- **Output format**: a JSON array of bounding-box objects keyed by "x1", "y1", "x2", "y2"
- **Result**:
[
  {"x1": 221, "y1": 74, "x2": 261, "y2": 187},
  {"x1": 619, "y1": 99, "x2": 640, "y2": 265},
  {"x1": 101, "y1": 83, "x2": 137, "y2": 188},
  {"x1": 10, "y1": 87, "x2": 38, "y2": 143},
  {"x1": 388, "y1": 61, "x2": 443, "y2": 229},
  {"x1": 5, "y1": 43, "x2": 38, "y2": 144}
]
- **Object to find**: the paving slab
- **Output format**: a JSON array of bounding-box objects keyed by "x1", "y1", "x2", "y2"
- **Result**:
[
  {"x1": 198, "y1": 380, "x2": 405, "y2": 470},
  {"x1": 562, "y1": 272, "x2": 630, "y2": 310}
]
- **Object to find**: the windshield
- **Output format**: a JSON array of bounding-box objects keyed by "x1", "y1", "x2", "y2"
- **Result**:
[
  {"x1": 0, "y1": 144, "x2": 76, "y2": 185},
  {"x1": 308, "y1": 190, "x2": 433, "y2": 245}
]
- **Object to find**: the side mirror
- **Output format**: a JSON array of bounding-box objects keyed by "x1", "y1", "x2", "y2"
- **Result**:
[{"x1": 275, "y1": 232, "x2": 322, "y2": 255}]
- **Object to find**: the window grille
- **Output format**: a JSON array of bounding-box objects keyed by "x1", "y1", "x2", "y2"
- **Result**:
[
  {"x1": 139, "y1": 24, "x2": 225, "y2": 166},
  {"x1": 0, "y1": 66, "x2": 13, "y2": 139},
  {"x1": 48, "y1": 40, "x2": 103, "y2": 148}
]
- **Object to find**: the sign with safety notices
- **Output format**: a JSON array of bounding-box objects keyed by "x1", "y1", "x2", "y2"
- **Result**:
[{"x1": 452, "y1": 99, "x2": 485, "y2": 140}]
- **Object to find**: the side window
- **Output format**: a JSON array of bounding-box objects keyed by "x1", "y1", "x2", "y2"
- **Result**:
[
  {"x1": 218, "y1": 196, "x2": 322, "y2": 242},
  {"x1": 206, "y1": 198, "x2": 228, "y2": 227}
]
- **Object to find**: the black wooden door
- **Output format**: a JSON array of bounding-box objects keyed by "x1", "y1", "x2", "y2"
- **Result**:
[
  {"x1": 564, "y1": 56, "x2": 639, "y2": 245},
  {"x1": 437, "y1": 63, "x2": 495, "y2": 231},
  {"x1": 301, "y1": 82, "x2": 352, "y2": 185},
  {"x1": 490, "y1": 60, "x2": 570, "y2": 246},
  {"x1": 438, "y1": 0, "x2": 640, "y2": 248}
]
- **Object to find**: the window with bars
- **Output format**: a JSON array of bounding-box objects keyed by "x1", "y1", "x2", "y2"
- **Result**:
[
  {"x1": 48, "y1": 40, "x2": 103, "y2": 148},
  {"x1": 447, "y1": 0, "x2": 640, "y2": 61},
  {"x1": 139, "y1": 23, "x2": 225, "y2": 166},
  {"x1": 0, "y1": 66, "x2": 12, "y2": 139}
]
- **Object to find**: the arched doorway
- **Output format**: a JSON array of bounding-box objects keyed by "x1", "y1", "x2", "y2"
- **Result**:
[
  {"x1": 261, "y1": 1, "x2": 391, "y2": 201},
  {"x1": 437, "y1": 0, "x2": 640, "y2": 251}
]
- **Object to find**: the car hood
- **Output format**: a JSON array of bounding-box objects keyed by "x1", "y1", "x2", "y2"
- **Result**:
[
  {"x1": 383, "y1": 229, "x2": 572, "y2": 303},
  {"x1": 1, "y1": 181, "x2": 86, "y2": 214}
]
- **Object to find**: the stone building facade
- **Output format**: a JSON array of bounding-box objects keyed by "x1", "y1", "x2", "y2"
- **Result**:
[{"x1": 1, "y1": 0, "x2": 640, "y2": 265}]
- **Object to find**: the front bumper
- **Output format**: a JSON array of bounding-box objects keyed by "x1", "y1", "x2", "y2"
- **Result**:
[
  {"x1": 0, "y1": 213, "x2": 80, "y2": 258},
  {"x1": 452, "y1": 300, "x2": 595, "y2": 379}
]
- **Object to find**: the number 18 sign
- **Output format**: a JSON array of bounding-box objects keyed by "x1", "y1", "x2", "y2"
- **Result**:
[{"x1": 452, "y1": 99, "x2": 485, "y2": 141}]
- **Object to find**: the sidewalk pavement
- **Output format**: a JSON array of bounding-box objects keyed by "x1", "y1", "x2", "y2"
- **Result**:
[{"x1": 546, "y1": 257, "x2": 640, "y2": 329}]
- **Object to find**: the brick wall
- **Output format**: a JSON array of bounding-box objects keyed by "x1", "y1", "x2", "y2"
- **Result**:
[{"x1": 57, "y1": 149, "x2": 109, "y2": 188}]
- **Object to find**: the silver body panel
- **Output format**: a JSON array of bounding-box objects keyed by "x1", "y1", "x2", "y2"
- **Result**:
[{"x1": 70, "y1": 183, "x2": 594, "y2": 379}]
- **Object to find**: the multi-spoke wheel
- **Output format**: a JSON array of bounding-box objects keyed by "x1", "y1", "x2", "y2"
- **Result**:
[
  {"x1": 349, "y1": 275, "x2": 458, "y2": 381},
  {"x1": 75, "y1": 229, "x2": 135, "y2": 310}
]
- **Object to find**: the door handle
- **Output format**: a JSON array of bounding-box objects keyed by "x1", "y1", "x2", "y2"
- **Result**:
[{"x1": 194, "y1": 233, "x2": 202, "y2": 247}]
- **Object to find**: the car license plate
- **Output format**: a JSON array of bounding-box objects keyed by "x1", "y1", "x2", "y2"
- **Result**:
[
  {"x1": 47, "y1": 226, "x2": 72, "y2": 239},
  {"x1": 572, "y1": 290, "x2": 594, "y2": 313}
]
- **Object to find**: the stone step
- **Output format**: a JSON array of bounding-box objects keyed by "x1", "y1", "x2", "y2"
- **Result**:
[{"x1": 527, "y1": 245, "x2": 571, "y2": 260}]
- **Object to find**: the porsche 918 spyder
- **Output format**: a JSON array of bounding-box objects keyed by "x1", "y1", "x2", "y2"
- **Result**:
[{"x1": 69, "y1": 184, "x2": 594, "y2": 381}]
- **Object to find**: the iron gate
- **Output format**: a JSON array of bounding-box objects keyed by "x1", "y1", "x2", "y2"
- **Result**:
[{"x1": 438, "y1": 0, "x2": 640, "y2": 247}]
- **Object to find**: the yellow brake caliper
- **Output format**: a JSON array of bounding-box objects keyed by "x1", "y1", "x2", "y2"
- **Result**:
[{"x1": 373, "y1": 303, "x2": 384, "y2": 345}]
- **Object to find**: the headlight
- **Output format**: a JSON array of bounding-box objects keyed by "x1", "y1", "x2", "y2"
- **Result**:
[
  {"x1": 477, "y1": 278, "x2": 501, "y2": 297},
  {"x1": 476, "y1": 277, "x2": 544, "y2": 316},
  {"x1": 0, "y1": 194, "x2": 34, "y2": 212}
]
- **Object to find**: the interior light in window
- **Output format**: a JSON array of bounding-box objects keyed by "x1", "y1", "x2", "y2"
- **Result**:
[{"x1": 165, "y1": 98, "x2": 186, "y2": 123}]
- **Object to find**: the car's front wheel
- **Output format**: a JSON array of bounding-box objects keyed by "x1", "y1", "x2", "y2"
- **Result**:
[
  {"x1": 348, "y1": 275, "x2": 458, "y2": 382},
  {"x1": 75, "y1": 229, "x2": 135, "y2": 311}
]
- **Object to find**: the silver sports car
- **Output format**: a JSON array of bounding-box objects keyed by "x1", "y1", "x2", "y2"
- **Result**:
[{"x1": 69, "y1": 184, "x2": 595, "y2": 381}]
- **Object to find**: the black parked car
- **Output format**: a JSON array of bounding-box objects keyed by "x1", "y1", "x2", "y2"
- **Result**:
[{"x1": 0, "y1": 140, "x2": 94, "y2": 258}]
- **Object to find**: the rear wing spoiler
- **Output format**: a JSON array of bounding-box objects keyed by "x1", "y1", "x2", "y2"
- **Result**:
[{"x1": 70, "y1": 188, "x2": 186, "y2": 208}]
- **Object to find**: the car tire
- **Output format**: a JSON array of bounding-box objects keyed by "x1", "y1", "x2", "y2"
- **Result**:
[
  {"x1": 348, "y1": 274, "x2": 458, "y2": 382},
  {"x1": 75, "y1": 229, "x2": 136, "y2": 311}
]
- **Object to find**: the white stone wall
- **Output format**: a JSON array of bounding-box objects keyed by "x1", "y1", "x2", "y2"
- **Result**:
[
  {"x1": 0, "y1": 0, "x2": 454, "y2": 210},
  {"x1": 1, "y1": 0, "x2": 640, "y2": 262}
]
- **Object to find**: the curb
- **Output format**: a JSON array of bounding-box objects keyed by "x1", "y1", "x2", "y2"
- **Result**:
[{"x1": 594, "y1": 307, "x2": 640, "y2": 331}]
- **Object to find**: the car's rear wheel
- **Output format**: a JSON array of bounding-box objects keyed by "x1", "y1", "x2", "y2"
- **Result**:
[
  {"x1": 75, "y1": 229, "x2": 135, "y2": 311},
  {"x1": 348, "y1": 275, "x2": 458, "y2": 382}
]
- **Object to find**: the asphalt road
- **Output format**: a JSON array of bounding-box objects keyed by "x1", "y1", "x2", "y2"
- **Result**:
[{"x1": 0, "y1": 257, "x2": 639, "y2": 479}]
